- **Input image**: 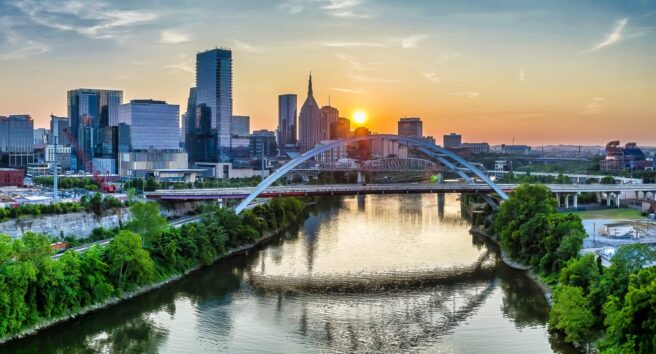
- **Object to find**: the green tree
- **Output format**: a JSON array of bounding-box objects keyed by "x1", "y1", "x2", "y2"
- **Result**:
[
  {"x1": 549, "y1": 285, "x2": 595, "y2": 343},
  {"x1": 106, "y1": 231, "x2": 156, "y2": 291},
  {"x1": 603, "y1": 267, "x2": 656, "y2": 353},
  {"x1": 127, "y1": 202, "x2": 167, "y2": 247},
  {"x1": 559, "y1": 253, "x2": 601, "y2": 293},
  {"x1": 78, "y1": 245, "x2": 114, "y2": 305}
]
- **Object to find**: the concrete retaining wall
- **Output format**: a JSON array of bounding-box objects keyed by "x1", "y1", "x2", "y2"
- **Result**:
[{"x1": 0, "y1": 208, "x2": 132, "y2": 239}]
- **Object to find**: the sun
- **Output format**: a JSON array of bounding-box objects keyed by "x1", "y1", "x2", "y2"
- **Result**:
[{"x1": 353, "y1": 111, "x2": 367, "y2": 125}]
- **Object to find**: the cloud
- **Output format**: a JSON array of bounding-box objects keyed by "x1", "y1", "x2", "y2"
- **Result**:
[
  {"x1": 519, "y1": 69, "x2": 525, "y2": 82},
  {"x1": 13, "y1": 0, "x2": 157, "y2": 40},
  {"x1": 158, "y1": 30, "x2": 191, "y2": 44},
  {"x1": 1, "y1": 39, "x2": 50, "y2": 60},
  {"x1": 323, "y1": 41, "x2": 386, "y2": 48},
  {"x1": 581, "y1": 97, "x2": 607, "y2": 115},
  {"x1": 322, "y1": 0, "x2": 372, "y2": 18},
  {"x1": 350, "y1": 74, "x2": 398, "y2": 83},
  {"x1": 450, "y1": 91, "x2": 479, "y2": 98},
  {"x1": 423, "y1": 72, "x2": 440, "y2": 83},
  {"x1": 587, "y1": 18, "x2": 629, "y2": 52},
  {"x1": 334, "y1": 54, "x2": 382, "y2": 70},
  {"x1": 164, "y1": 54, "x2": 194, "y2": 73},
  {"x1": 279, "y1": 1, "x2": 303, "y2": 14},
  {"x1": 329, "y1": 87, "x2": 367, "y2": 94},
  {"x1": 401, "y1": 34, "x2": 428, "y2": 49},
  {"x1": 234, "y1": 40, "x2": 258, "y2": 52}
]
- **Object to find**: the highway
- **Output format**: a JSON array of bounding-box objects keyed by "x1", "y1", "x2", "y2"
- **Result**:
[{"x1": 145, "y1": 183, "x2": 656, "y2": 201}]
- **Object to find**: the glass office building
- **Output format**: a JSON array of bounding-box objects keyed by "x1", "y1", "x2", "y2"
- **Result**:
[
  {"x1": 0, "y1": 115, "x2": 34, "y2": 153},
  {"x1": 118, "y1": 100, "x2": 180, "y2": 151},
  {"x1": 196, "y1": 48, "x2": 233, "y2": 162},
  {"x1": 67, "y1": 89, "x2": 123, "y2": 170},
  {"x1": 277, "y1": 94, "x2": 297, "y2": 155}
]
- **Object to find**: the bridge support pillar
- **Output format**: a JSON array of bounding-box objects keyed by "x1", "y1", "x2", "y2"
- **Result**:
[
  {"x1": 596, "y1": 192, "x2": 602, "y2": 204},
  {"x1": 607, "y1": 193, "x2": 612, "y2": 207},
  {"x1": 556, "y1": 193, "x2": 561, "y2": 207},
  {"x1": 573, "y1": 193, "x2": 578, "y2": 209},
  {"x1": 564, "y1": 194, "x2": 569, "y2": 209},
  {"x1": 357, "y1": 171, "x2": 365, "y2": 184},
  {"x1": 616, "y1": 192, "x2": 621, "y2": 208}
]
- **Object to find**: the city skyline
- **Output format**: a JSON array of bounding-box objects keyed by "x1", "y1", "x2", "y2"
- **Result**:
[{"x1": 1, "y1": 1, "x2": 656, "y2": 145}]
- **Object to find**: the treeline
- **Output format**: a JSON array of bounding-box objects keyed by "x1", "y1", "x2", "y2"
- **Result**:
[
  {"x1": 124, "y1": 176, "x2": 264, "y2": 192},
  {"x1": 0, "y1": 197, "x2": 304, "y2": 340},
  {"x1": 34, "y1": 176, "x2": 100, "y2": 190},
  {"x1": 492, "y1": 184, "x2": 656, "y2": 353},
  {"x1": 0, "y1": 193, "x2": 123, "y2": 222}
]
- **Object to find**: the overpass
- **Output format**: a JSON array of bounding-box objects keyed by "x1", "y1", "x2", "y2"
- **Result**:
[{"x1": 490, "y1": 170, "x2": 643, "y2": 184}]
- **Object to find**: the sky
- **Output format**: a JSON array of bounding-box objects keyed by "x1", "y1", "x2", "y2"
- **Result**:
[{"x1": 1, "y1": 0, "x2": 655, "y2": 146}]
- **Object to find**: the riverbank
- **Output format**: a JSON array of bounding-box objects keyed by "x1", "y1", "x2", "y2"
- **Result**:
[
  {"x1": 0, "y1": 204, "x2": 308, "y2": 345},
  {"x1": 470, "y1": 228, "x2": 553, "y2": 306}
]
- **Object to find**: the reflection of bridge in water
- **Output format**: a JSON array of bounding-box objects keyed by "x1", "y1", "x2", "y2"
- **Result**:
[
  {"x1": 254, "y1": 276, "x2": 498, "y2": 352},
  {"x1": 248, "y1": 249, "x2": 496, "y2": 293}
]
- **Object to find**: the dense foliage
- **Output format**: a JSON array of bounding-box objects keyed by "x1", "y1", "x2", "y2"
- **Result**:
[
  {"x1": 0, "y1": 193, "x2": 123, "y2": 221},
  {"x1": 548, "y1": 244, "x2": 656, "y2": 352},
  {"x1": 491, "y1": 184, "x2": 586, "y2": 274},
  {"x1": 493, "y1": 183, "x2": 656, "y2": 351},
  {"x1": 0, "y1": 197, "x2": 305, "y2": 340}
]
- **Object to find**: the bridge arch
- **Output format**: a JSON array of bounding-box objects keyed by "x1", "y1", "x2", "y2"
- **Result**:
[{"x1": 235, "y1": 134, "x2": 507, "y2": 214}]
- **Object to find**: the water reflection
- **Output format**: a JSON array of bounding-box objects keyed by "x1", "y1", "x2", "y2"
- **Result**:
[{"x1": 1, "y1": 194, "x2": 573, "y2": 354}]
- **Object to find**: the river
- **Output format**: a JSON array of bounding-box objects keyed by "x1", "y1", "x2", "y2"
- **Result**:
[{"x1": 2, "y1": 194, "x2": 576, "y2": 353}]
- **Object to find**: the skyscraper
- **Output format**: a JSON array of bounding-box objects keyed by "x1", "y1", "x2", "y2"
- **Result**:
[
  {"x1": 298, "y1": 74, "x2": 325, "y2": 152},
  {"x1": 118, "y1": 100, "x2": 181, "y2": 150},
  {"x1": 277, "y1": 94, "x2": 297, "y2": 155},
  {"x1": 330, "y1": 117, "x2": 350, "y2": 139},
  {"x1": 0, "y1": 115, "x2": 34, "y2": 153},
  {"x1": 49, "y1": 115, "x2": 70, "y2": 145},
  {"x1": 231, "y1": 115, "x2": 250, "y2": 136},
  {"x1": 320, "y1": 105, "x2": 339, "y2": 141},
  {"x1": 398, "y1": 117, "x2": 423, "y2": 139},
  {"x1": 67, "y1": 89, "x2": 123, "y2": 171},
  {"x1": 195, "y1": 48, "x2": 233, "y2": 162}
]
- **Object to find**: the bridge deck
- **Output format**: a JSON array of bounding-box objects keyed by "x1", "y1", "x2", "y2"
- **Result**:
[{"x1": 146, "y1": 183, "x2": 656, "y2": 201}]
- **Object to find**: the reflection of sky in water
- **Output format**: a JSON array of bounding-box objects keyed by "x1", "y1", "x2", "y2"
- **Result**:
[{"x1": 253, "y1": 194, "x2": 482, "y2": 278}]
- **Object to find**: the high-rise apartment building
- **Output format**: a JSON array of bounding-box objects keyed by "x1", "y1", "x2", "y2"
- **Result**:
[
  {"x1": 195, "y1": 48, "x2": 233, "y2": 162},
  {"x1": 299, "y1": 74, "x2": 325, "y2": 152},
  {"x1": 443, "y1": 133, "x2": 462, "y2": 148},
  {"x1": 231, "y1": 115, "x2": 250, "y2": 136},
  {"x1": 277, "y1": 94, "x2": 297, "y2": 155},
  {"x1": 250, "y1": 130, "x2": 277, "y2": 158},
  {"x1": 398, "y1": 117, "x2": 423, "y2": 139}
]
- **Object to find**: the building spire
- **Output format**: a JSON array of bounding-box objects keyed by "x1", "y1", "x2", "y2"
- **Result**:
[{"x1": 308, "y1": 71, "x2": 313, "y2": 97}]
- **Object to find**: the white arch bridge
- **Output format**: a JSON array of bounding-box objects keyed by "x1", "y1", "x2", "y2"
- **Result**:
[{"x1": 145, "y1": 134, "x2": 656, "y2": 214}]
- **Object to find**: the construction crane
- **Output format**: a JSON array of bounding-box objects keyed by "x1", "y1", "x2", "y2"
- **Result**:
[{"x1": 61, "y1": 127, "x2": 116, "y2": 193}]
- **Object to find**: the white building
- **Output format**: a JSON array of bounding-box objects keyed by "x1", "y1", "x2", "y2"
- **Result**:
[
  {"x1": 603, "y1": 223, "x2": 636, "y2": 238},
  {"x1": 316, "y1": 140, "x2": 348, "y2": 163}
]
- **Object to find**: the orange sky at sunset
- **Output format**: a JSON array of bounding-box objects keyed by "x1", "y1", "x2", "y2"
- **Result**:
[{"x1": 1, "y1": 1, "x2": 655, "y2": 145}]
